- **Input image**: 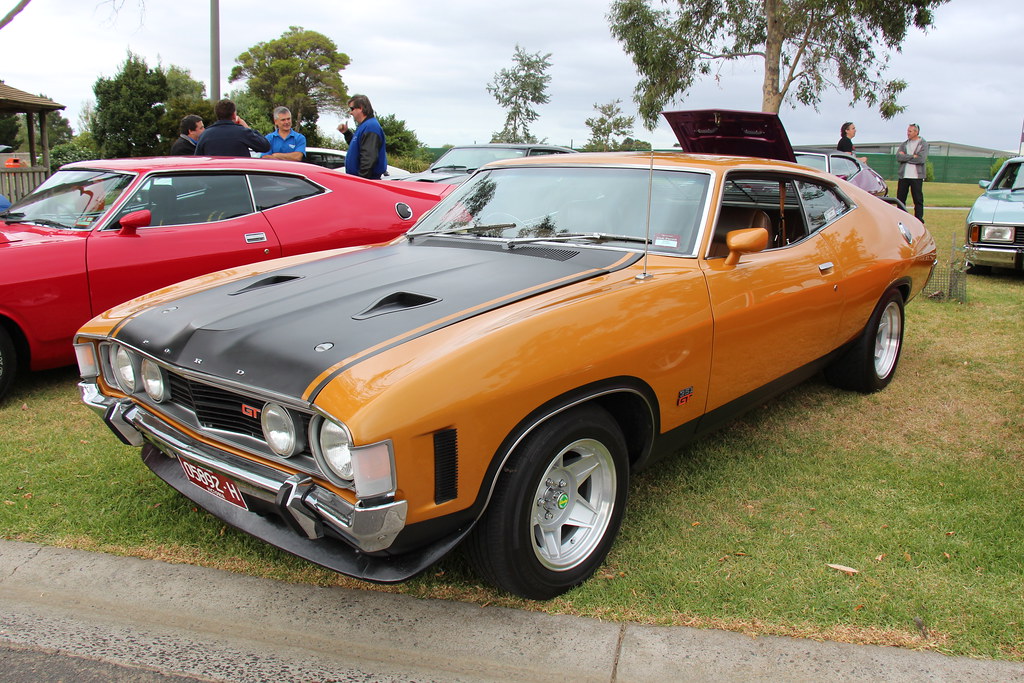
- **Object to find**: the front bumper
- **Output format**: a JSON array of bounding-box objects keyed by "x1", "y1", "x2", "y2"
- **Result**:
[
  {"x1": 966, "y1": 244, "x2": 1024, "y2": 270},
  {"x1": 79, "y1": 381, "x2": 437, "y2": 583}
]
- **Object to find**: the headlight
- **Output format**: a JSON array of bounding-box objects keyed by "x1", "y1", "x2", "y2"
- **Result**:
[
  {"x1": 316, "y1": 419, "x2": 353, "y2": 481},
  {"x1": 140, "y1": 359, "x2": 168, "y2": 402},
  {"x1": 980, "y1": 225, "x2": 1014, "y2": 243},
  {"x1": 261, "y1": 402, "x2": 303, "y2": 457},
  {"x1": 109, "y1": 345, "x2": 137, "y2": 393}
]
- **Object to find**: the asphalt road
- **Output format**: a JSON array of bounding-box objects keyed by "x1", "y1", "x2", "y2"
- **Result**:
[{"x1": 1, "y1": 540, "x2": 1022, "y2": 682}]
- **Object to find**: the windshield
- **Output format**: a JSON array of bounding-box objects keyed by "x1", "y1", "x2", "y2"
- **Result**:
[
  {"x1": 794, "y1": 153, "x2": 828, "y2": 172},
  {"x1": 991, "y1": 161, "x2": 1024, "y2": 191},
  {"x1": 410, "y1": 166, "x2": 711, "y2": 254},
  {"x1": 429, "y1": 147, "x2": 531, "y2": 173},
  {"x1": 2, "y1": 169, "x2": 134, "y2": 230}
]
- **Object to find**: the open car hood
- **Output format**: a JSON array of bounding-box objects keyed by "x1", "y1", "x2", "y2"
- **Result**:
[{"x1": 662, "y1": 109, "x2": 796, "y2": 163}]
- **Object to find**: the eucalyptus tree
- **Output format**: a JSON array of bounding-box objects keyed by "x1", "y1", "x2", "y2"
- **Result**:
[
  {"x1": 609, "y1": 0, "x2": 949, "y2": 128},
  {"x1": 487, "y1": 45, "x2": 552, "y2": 144}
]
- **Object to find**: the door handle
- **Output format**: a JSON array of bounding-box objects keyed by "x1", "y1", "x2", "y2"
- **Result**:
[
  {"x1": 818, "y1": 261, "x2": 834, "y2": 273},
  {"x1": 245, "y1": 232, "x2": 267, "y2": 244}
]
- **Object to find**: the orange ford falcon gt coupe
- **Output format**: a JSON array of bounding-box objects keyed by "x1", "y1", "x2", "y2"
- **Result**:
[{"x1": 76, "y1": 111, "x2": 936, "y2": 599}]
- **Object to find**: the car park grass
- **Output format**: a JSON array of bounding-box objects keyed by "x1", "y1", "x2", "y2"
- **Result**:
[
  {"x1": 1, "y1": 195, "x2": 1021, "y2": 661},
  {"x1": 885, "y1": 180, "x2": 985, "y2": 207}
]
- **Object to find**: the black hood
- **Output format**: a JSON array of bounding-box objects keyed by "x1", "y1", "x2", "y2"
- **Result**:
[{"x1": 112, "y1": 238, "x2": 640, "y2": 399}]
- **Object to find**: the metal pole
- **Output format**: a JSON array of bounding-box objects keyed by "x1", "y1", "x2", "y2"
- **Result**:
[{"x1": 210, "y1": 0, "x2": 220, "y2": 101}]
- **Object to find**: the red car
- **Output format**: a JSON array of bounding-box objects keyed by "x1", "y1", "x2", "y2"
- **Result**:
[{"x1": 0, "y1": 157, "x2": 449, "y2": 399}]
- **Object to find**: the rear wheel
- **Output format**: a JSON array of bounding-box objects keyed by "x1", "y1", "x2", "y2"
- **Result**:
[
  {"x1": 0, "y1": 328, "x2": 18, "y2": 401},
  {"x1": 825, "y1": 288, "x2": 904, "y2": 393},
  {"x1": 467, "y1": 405, "x2": 628, "y2": 600}
]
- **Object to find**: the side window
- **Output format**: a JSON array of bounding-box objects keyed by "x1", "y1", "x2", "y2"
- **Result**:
[
  {"x1": 796, "y1": 180, "x2": 851, "y2": 232},
  {"x1": 112, "y1": 174, "x2": 253, "y2": 227},
  {"x1": 709, "y1": 175, "x2": 814, "y2": 257},
  {"x1": 249, "y1": 174, "x2": 325, "y2": 211},
  {"x1": 527, "y1": 149, "x2": 564, "y2": 156},
  {"x1": 829, "y1": 156, "x2": 859, "y2": 179}
]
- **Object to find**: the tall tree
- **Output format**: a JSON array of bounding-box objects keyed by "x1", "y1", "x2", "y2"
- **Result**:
[
  {"x1": 487, "y1": 45, "x2": 552, "y2": 144},
  {"x1": 609, "y1": 0, "x2": 948, "y2": 128},
  {"x1": 161, "y1": 66, "x2": 213, "y2": 151},
  {"x1": 92, "y1": 51, "x2": 167, "y2": 157},
  {"x1": 378, "y1": 113, "x2": 424, "y2": 159},
  {"x1": 3, "y1": 0, "x2": 145, "y2": 31},
  {"x1": 230, "y1": 26, "x2": 350, "y2": 136},
  {"x1": 582, "y1": 99, "x2": 635, "y2": 152},
  {"x1": 0, "y1": 112, "x2": 20, "y2": 149}
]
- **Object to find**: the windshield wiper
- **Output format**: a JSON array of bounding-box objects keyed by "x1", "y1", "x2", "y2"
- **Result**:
[
  {"x1": 430, "y1": 165, "x2": 469, "y2": 173},
  {"x1": 2, "y1": 211, "x2": 25, "y2": 223},
  {"x1": 23, "y1": 218, "x2": 73, "y2": 229},
  {"x1": 408, "y1": 222, "x2": 517, "y2": 240},
  {"x1": 504, "y1": 232, "x2": 651, "y2": 247}
]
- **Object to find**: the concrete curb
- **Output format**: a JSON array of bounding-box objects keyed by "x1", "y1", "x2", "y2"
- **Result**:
[{"x1": 1, "y1": 540, "x2": 1021, "y2": 682}]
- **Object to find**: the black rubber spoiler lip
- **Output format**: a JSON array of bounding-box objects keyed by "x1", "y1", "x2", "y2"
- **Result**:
[{"x1": 141, "y1": 444, "x2": 468, "y2": 584}]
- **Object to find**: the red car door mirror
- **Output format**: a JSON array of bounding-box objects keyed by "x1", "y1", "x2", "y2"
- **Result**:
[{"x1": 118, "y1": 209, "x2": 152, "y2": 235}]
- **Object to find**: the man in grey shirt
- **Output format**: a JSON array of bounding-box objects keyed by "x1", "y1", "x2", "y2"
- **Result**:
[{"x1": 896, "y1": 123, "x2": 927, "y2": 222}]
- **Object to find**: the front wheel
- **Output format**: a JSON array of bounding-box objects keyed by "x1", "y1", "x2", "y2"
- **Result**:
[
  {"x1": 467, "y1": 405, "x2": 628, "y2": 600},
  {"x1": 0, "y1": 327, "x2": 18, "y2": 402},
  {"x1": 825, "y1": 288, "x2": 905, "y2": 393}
]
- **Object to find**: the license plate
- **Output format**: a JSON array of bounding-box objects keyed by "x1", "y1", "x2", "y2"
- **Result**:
[{"x1": 179, "y1": 458, "x2": 248, "y2": 510}]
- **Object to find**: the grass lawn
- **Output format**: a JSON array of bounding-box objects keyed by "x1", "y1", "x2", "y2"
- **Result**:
[
  {"x1": 885, "y1": 180, "x2": 985, "y2": 208},
  {"x1": 2, "y1": 197, "x2": 1021, "y2": 660}
]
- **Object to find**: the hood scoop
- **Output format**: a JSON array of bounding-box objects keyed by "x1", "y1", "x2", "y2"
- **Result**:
[
  {"x1": 353, "y1": 291, "x2": 440, "y2": 320},
  {"x1": 230, "y1": 274, "x2": 303, "y2": 295}
]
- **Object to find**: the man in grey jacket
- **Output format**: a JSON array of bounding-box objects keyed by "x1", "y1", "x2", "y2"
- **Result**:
[{"x1": 896, "y1": 123, "x2": 927, "y2": 222}]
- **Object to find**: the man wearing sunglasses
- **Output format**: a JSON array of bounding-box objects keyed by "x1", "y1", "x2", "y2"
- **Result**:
[{"x1": 337, "y1": 94, "x2": 388, "y2": 180}]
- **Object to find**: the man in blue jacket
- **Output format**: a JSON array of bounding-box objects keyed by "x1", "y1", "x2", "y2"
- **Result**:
[
  {"x1": 337, "y1": 94, "x2": 387, "y2": 179},
  {"x1": 196, "y1": 99, "x2": 271, "y2": 157}
]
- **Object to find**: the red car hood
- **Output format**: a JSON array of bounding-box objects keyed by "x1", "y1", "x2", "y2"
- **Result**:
[
  {"x1": 0, "y1": 222, "x2": 67, "y2": 246},
  {"x1": 662, "y1": 109, "x2": 796, "y2": 163}
]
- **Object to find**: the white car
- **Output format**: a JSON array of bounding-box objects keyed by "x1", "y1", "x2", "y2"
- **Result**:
[{"x1": 303, "y1": 147, "x2": 410, "y2": 178}]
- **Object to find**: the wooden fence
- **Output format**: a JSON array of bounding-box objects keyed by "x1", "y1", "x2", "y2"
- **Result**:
[{"x1": 0, "y1": 167, "x2": 49, "y2": 203}]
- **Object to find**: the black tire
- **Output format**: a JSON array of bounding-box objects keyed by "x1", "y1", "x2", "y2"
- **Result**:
[
  {"x1": 0, "y1": 327, "x2": 18, "y2": 402},
  {"x1": 825, "y1": 288, "x2": 905, "y2": 393},
  {"x1": 467, "y1": 405, "x2": 629, "y2": 600}
]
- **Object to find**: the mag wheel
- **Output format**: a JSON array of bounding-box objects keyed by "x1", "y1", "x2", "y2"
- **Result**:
[
  {"x1": 826, "y1": 288, "x2": 904, "y2": 393},
  {"x1": 468, "y1": 405, "x2": 628, "y2": 600}
]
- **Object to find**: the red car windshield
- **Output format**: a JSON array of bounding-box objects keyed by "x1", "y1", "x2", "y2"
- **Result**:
[{"x1": 3, "y1": 169, "x2": 134, "y2": 230}]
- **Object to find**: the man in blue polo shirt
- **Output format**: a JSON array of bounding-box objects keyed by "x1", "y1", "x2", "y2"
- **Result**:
[{"x1": 261, "y1": 107, "x2": 306, "y2": 161}]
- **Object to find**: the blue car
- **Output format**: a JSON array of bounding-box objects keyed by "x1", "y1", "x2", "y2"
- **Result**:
[{"x1": 966, "y1": 157, "x2": 1024, "y2": 273}]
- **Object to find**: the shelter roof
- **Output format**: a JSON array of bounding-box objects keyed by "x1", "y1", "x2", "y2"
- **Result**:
[{"x1": 0, "y1": 82, "x2": 65, "y2": 114}]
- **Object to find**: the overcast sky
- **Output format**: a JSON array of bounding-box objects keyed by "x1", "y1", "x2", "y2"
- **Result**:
[{"x1": 2, "y1": 0, "x2": 1022, "y2": 153}]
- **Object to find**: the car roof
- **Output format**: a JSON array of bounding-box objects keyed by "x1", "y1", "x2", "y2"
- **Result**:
[
  {"x1": 662, "y1": 109, "x2": 797, "y2": 163},
  {"x1": 479, "y1": 150, "x2": 821, "y2": 176},
  {"x1": 442, "y1": 143, "x2": 577, "y2": 153},
  {"x1": 62, "y1": 156, "x2": 326, "y2": 174}
]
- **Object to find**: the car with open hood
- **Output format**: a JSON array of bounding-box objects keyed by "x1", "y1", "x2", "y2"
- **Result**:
[
  {"x1": 0, "y1": 156, "x2": 448, "y2": 399},
  {"x1": 965, "y1": 156, "x2": 1024, "y2": 273},
  {"x1": 76, "y1": 110, "x2": 936, "y2": 599}
]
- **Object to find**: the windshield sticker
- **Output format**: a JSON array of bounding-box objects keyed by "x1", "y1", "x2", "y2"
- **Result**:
[
  {"x1": 654, "y1": 233, "x2": 680, "y2": 249},
  {"x1": 75, "y1": 216, "x2": 96, "y2": 228},
  {"x1": 824, "y1": 207, "x2": 837, "y2": 222}
]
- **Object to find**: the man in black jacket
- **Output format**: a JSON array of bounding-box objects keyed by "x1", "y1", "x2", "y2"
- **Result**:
[
  {"x1": 195, "y1": 100, "x2": 270, "y2": 157},
  {"x1": 169, "y1": 115, "x2": 204, "y2": 155}
]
